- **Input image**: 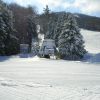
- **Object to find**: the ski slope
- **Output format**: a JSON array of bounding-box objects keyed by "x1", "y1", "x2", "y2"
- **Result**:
[
  {"x1": 81, "y1": 29, "x2": 100, "y2": 54},
  {"x1": 81, "y1": 29, "x2": 100, "y2": 63},
  {"x1": 0, "y1": 29, "x2": 100, "y2": 100}
]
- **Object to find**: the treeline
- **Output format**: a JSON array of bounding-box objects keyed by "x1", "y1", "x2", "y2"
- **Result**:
[
  {"x1": 44, "y1": 11, "x2": 86, "y2": 60},
  {"x1": 9, "y1": 3, "x2": 38, "y2": 45},
  {"x1": 0, "y1": 0, "x2": 19, "y2": 55},
  {"x1": 0, "y1": 1, "x2": 86, "y2": 59},
  {"x1": 75, "y1": 13, "x2": 100, "y2": 31},
  {"x1": 1, "y1": 0, "x2": 100, "y2": 59},
  {"x1": 0, "y1": 0, "x2": 38, "y2": 55}
]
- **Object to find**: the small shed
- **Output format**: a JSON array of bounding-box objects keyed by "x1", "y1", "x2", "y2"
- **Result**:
[{"x1": 20, "y1": 44, "x2": 29, "y2": 54}]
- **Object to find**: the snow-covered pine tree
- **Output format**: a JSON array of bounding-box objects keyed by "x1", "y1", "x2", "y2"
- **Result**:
[
  {"x1": 4, "y1": 5, "x2": 19, "y2": 55},
  {"x1": 58, "y1": 13, "x2": 86, "y2": 60},
  {"x1": 0, "y1": 0, "x2": 19, "y2": 55},
  {"x1": 45, "y1": 12, "x2": 66, "y2": 46},
  {"x1": 45, "y1": 17, "x2": 57, "y2": 39},
  {"x1": 0, "y1": 13, "x2": 7, "y2": 55},
  {"x1": 0, "y1": 0, "x2": 8, "y2": 55},
  {"x1": 53, "y1": 12, "x2": 66, "y2": 46}
]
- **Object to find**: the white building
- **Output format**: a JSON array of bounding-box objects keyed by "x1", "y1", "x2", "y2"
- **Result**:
[{"x1": 39, "y1": 39, "x2": 56, "y2": 57}]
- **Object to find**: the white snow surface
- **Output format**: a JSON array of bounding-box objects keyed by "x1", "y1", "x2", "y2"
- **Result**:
[
  {"x1": 81, "y1": 29, "x2": 100, "y2": 54},
  {"x1": 0, "y1": 29, "x2": 100, "y2": 100},
  {"x1": 81, "y1": 29, "x2": 100, "y2": 63}
]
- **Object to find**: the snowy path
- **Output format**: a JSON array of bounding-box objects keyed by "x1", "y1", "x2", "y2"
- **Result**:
[{"x1": 0, "y1": 29, "x2": 100, "y2": 100}]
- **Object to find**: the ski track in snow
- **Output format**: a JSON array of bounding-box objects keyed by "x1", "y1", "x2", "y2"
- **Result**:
[{"x1": 0, "y1": 29, "x2": 100, "y2": 100}]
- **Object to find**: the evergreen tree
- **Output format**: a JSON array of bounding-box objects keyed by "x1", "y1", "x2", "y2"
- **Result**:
[
  {"x1": 0, "y1": 0, "x2": 8, "y2": 55},
  {"x1": 0, "y1": 14, "x2": 6, "y2": 55},
  {"x1": 42, "y1": 5, "x2": 50, "y2": 34},
  {"x1": 0, "y1": 0, "x2": 19, "y2": 55},
  {"x1": 53, "y1": 13, "x2": 65, "y2": 46},
  {"x1": 43, "y1": 5, "x2": 50, "y2": 16},
  {"x1": 45, "y1": 17, "x2": 57, "y2": 39},
  {"x1": 58, "y1": 13, "x2": 86, "y2": 60},
  {"x1": 27, "y1": 15, "x2": 38, "y2": 52},
  {"x1": 45, "y1": 12, "x2": 67, "y2": 46}
]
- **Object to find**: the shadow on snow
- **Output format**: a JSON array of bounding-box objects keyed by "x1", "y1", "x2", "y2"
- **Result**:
[
  {"x1": 82, "y1": 53, "x2": 100, "y2": 64},
  {"x1": 0, "y1": 56, "x2": 11, "y2": 62},
  {"x1": 0, "y1": 53, "x2": 100, "y2": 64}
]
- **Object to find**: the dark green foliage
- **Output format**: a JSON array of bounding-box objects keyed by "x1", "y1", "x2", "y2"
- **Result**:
[
  {"x1": 27, "y1": 15, "x2": 38, "y2": 52},
  {"x1": 0, "y1": 15, "x2": 6, "y2": 55},
  {"x1": 0, "y1": 0, "x2": 19, "y2": 55},
  {"x1": 45, "y1": 17, "x2": 57, "y2": 39},
  {"x1": 4, "y1": 34, "x2": 20, "y2": 55},
  {"x1": 8, "y1": 3, "x2": 38, "y2": 44},
  {"x1": 75, "y1": 13, "x2": 100, "y2": 31},
  {"x1": 43, "y1": 5, "x2": 50, "y2": 16}
]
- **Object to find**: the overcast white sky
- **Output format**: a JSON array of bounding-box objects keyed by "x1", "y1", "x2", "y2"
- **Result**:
[{"x1": 3, "y1": 0, "x2": 100, "y2": 17}]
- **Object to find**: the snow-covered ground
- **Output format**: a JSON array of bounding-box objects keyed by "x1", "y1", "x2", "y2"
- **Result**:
[
  {"x1": 81, "y1": 29, "x2": 100, "y2": 54},
  {"x1": 0, "y1": 29, "x2": 100, "y2": 100},
  {"x1": 81, "y1": 29, "x2": 100, "y2": 63}
]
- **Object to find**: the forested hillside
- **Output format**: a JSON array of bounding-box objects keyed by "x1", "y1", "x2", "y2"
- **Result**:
[{"x1": 75, "y1": 13, "x2": 100, "y2": 31}]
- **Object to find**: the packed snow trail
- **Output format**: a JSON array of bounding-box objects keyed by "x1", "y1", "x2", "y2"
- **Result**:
[{"x1": 0, "y1": 29, "x2": 100, "y2": 100}]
